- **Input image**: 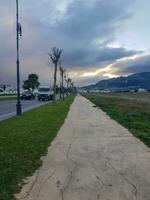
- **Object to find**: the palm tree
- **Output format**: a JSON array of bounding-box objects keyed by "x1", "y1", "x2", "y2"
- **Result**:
[
  {"x1": 49, "y1": 47, "x2": 62, "y2": 102},
  {"x1": 59, "y1": 62, "x2": 65, "y2": 100},
  {"x1": 68, "y1": 78, "x2": 72, "y2": 94},
  {"x1": 64, "y1": 74, "x2": 69, "y2": 96}
]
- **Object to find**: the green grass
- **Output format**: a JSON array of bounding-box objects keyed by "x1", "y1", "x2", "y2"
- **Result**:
[
  {"x1": 94, "y1": 92, "x2": 150, "y2": 103},
  {"x1": 0, "y1": 95, "x2": 75, "y2": 200},
  {"x1": 96, "y1": 92, "x2": 150, "y2": 98},
  {"x1": 83, "y1": 93, "x2": 150, "y2": 147}
]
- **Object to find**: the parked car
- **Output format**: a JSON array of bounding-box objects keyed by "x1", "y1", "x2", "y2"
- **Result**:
[
  {"x1": 0, "y1": 88, "x2": 4, "y2": 93},
  {"x1": 21, "y1": 91, "x2": 35, "y2": 100},
  {"x1": 38, "y1": 86, "x2": 53, "y2": 101}
]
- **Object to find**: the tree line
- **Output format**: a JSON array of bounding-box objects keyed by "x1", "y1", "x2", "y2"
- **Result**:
[{"x1": 23, "y1": 47, "x2": 76, "y2": 102}]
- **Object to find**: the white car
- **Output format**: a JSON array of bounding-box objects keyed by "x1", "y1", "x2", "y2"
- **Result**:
[{"x1": 38, "y1": 86, "x2": 54, "y2": 101}]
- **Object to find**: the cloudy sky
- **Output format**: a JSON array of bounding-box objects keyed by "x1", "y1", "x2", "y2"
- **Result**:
[{"x1": 0, "y1": 0, "x2": 150, "y2": 87}]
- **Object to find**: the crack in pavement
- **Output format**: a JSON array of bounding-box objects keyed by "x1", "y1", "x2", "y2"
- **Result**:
[
  {"x1": 85, "y1": 149, "x2": 106, "y2": 187},
  {"x1": 60, "y1": 189, "x2": 64, "y2": 200},
  {"x1": 52, "y1": 118, "x2": 79, "y2": 200},
  {"x1": 108, "y1": 161, "x2": 138, "y2": 200},
  {"x1": 59, "y1": 120, "x2": 79, "y2": 198},
  {"x1": 105, "y1": 136, "x2": 138, "y2": 200},
  {"x1": 36, "y1": 169, "x2": 56, "y2": 200},
  {"x1": 17, "y1": 170, "x2": 40, "y2": 200},
  {"x1": 97, "y1": 134, "x2": 139, "y2": 200}
]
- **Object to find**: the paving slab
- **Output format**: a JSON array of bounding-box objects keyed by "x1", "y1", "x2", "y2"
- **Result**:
[{"x1": 16, "y1": 95, "x2": 150, "y2": 200}]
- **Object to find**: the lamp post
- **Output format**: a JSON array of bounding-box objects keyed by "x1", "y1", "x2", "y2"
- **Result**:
[{"x1": 16, "y1": 0, "x2": 22, "y2": 115}]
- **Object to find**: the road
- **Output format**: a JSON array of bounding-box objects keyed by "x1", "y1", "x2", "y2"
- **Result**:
[
  {"x1": 0, "y1": 100, "x2": 49, "y2": 121},
  {"x1": 16, "y1": 95, "x2": 150, "y2": 200}
]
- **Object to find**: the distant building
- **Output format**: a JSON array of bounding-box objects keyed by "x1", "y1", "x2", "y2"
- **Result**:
[
  {"x1": 0, "y1": 84, "x2": 11, "y2": 90},
  {"x1": 138, "y1": 88, "x2": 147, "y2": 92},
  {"x1": 0, "y1": 85, "x2": 17, "y2": 95}
]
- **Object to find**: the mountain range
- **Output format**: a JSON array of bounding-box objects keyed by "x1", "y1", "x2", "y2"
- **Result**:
[{"x1": 81, "y1": 72, "x2": 150, "y2": 91}]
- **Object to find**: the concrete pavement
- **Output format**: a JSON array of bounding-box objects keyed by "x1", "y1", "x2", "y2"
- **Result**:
[{"x1": 16, "y1": 95, "x2": 150, "y2": 200}]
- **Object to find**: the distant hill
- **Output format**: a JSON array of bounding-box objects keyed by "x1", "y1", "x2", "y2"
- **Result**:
[{"x1": 81, "y1": 72, "x2": 150, "y2": 91}]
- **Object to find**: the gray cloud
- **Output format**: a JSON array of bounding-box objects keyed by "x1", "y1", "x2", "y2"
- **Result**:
[
  {"x1": 62, "y1": 47, "x2": 141, "y2": 68},
  {"x1": 112, "y1": 54, "x2": 150, "y2": 75},
  {"x1": 0, "y1": 0, "x2": 146, "y2": 87},
  {"x1": 55, "y1": 0, "x2": 133, "y2": 43}
]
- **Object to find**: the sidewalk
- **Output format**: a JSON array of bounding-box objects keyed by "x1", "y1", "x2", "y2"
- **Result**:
[{"x1": 16, "y1": 95, "x2": 150, "y2": 200}]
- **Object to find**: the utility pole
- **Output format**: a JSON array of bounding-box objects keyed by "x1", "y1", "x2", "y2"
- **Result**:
[{"x1": 16, "y1": 0, "x2": 22, "y2": 115}]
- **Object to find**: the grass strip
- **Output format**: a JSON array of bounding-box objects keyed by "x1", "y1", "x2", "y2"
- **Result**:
[
  {"x1": 0, "y1": 96, "x2": 17, "y2": 101},
  {"x1": 0, "y1": 95, "x2": 75, "y2": 200},
  {"x1": 83, "y1": 93, "x2": 150, "y2": 147}
]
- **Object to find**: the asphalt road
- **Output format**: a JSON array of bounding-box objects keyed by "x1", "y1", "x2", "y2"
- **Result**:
[{"x1": 0, "y1": 99, "x2": 49, "y2": 121}]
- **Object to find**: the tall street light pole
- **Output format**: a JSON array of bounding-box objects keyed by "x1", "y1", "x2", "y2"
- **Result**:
[{"x1": 16, "y1": 0, "x2": 22, "y2": 115}]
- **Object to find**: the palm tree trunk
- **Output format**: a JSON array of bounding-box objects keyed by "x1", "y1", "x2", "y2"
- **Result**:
[
  {"x1": 62, "y1": 72, "x2": 64, "y2": 100},
  {"x1": 60, "y1": 71, "x2": 62, "y2": 99},
  {"x1": 67, "y1": 82, "x2": 68, "y2": 95},
  {"x1": 53, "y1": 63, "x2": 57, "y2": 103}
]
